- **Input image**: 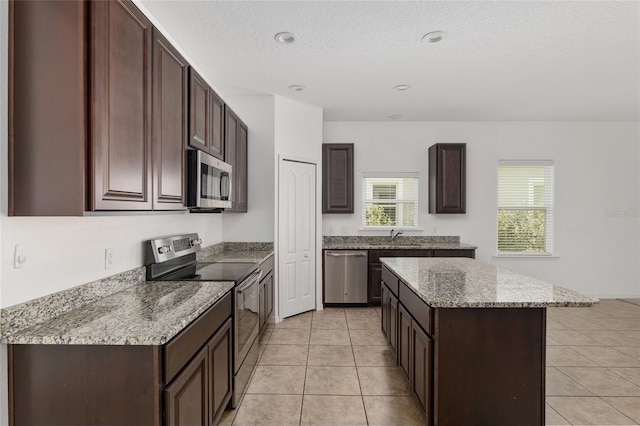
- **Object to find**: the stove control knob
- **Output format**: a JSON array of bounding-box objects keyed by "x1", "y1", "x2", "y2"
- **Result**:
[
  {"x1": 191, "y1": 239, "x2": 202, "y2": 246},
  {"x1": 158, "y1": 245, "x2": 172, "y2": 254}
]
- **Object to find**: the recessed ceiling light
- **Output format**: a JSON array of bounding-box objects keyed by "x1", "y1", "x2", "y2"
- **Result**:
[
  {"x1": 394, "y1": 84, "x2": 411, "y2": 91},
  {"x1": 389, "y1": 114, "x2": 402, "y2": 120},
  {"x1": 422, "y1": 31, "x2": 444, "y2": 43},
  {"x1": 275, "y1": 32, "x2": 295, "y2": 44},
  {"x1": 288, "y1": 85, "x2": 305, "y2": 92}
]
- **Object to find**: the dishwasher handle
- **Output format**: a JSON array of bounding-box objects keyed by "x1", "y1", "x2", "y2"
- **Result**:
[{"x1": 325, "y1": 252, "x2": 367, "y2": 257}]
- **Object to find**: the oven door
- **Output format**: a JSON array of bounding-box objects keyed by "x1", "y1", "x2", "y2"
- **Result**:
[{"x1": 234, "y1": 270, "x2": 262, "y2": 370}]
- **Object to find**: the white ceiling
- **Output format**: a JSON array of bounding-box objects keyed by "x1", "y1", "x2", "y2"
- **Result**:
[{"x1": 141, "y1": 0, "x2": 640, "y2": 121}]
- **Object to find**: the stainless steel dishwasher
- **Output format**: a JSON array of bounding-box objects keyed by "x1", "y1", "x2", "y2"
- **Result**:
[{"x1": 324, "y1": 250, "x2": 368, "y2": 304}]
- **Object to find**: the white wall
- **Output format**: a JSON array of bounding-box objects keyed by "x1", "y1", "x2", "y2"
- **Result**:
[
  {"x1": 323, "y1": 121, "x2": 640, "y2": 299},
  {"x1": 274, "y1": 96, "x2": 324, "y2": 316},
  {"x1": 0, "y1": 215, "x2": 223, "y2": 308},
  {"x1": 223, "y1": 95, "x2": 275, "y2": 242}
]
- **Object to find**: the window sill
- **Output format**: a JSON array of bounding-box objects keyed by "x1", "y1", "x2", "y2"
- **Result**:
[{"x1": 493, "y1": 254, "x2": 560, "y2": 260}]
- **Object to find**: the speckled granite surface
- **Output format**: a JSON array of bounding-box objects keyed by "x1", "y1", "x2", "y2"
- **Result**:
[
  {"x1": 1, "y1": 281, "x2": 233, "y2": 345},
  {"x1": 0, "y1": 242, "x2": 273, "y2": 345},
  {"x1": 0, "y1": 267, "x2": 146, "y2": 335},
  {"x1": 381, "y1": 257, "x2": 598, "y2": 308},
  {"x1": 323, "y1": 235, "x2": 477, "y2": 250},
  {"x1": 199, "y1": 242, "x2": 274, "y2": 264}
]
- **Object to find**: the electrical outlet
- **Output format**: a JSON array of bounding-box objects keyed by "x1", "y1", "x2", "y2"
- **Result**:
[
  {"x1": 14, "y1": 244, "x2": 27, "y2": 269},
  {"x1": 105, "y1": 248, "x2": 115, "y2": 270}
]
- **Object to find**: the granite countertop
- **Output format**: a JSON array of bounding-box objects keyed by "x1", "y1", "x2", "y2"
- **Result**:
[
  {"x1": 381, "y1": 257, "x2": 598, "y2": 308},
  {"x1": 1, "y1": 280, "x2": 234, "y2": 345},
  {"x1": 0, "y1": 242, "x2": 274, "y2": 346},
  {"x1": 322, "y1": 235, "x2": 477, "y2": 251},
  {"x1": 198, "y1": 242, "x2": 274, "y2": 264}
]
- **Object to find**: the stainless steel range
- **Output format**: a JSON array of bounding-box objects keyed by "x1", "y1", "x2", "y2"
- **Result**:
[{"x1": 145, "y1": 233, "x2": 261, "y2": 408}]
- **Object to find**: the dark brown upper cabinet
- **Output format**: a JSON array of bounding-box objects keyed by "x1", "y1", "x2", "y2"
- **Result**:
[
  {"x1": 8, "y1": 0, "x2": 88, "y2": 216},
  {"x1": 91, "y1": 0, "x2": 153, "y2": 210},
  {"x1": 428, "y1": 143, "x2": 466, "y2": 214},
  {"x1": 322, "y1": 143, "x2": 354, "y2": 213},
  {"x1": 210, "y1": 91, "x2": 225, "y2": 160},
  {"x1": 152, "y1": 28, "x2": 188, "y2": 210},
  {"x1": 224, "y1": 107, "x2": 248, "y2": 212},
  {"x1": 188, "y1": 68, "x2": 209, "y2": 153},
  {"x1": 188, "y1": 68, "x2": 225, "y2": 160}
]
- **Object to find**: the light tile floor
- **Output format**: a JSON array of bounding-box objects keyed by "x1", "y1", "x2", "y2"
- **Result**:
[{"x1": 220, "y1": 299, "x2": 640, "y2": 425}]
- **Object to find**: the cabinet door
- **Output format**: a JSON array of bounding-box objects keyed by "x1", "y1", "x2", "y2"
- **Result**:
[
  {"x1": 398, "y1": 304, "x2": 412, "y2": 380},
  {"x1": 188, "y1": 68, "x2": 209, "y2": 152},
  {"x1": 259, "y1": 280, "x2": 266, "y2": 333},
  {"x1": 209, "y1": 319, "x2": 232, "y2": 425},
  {"x1": 9, "y1": 0, "x2": 88, "y2": 216},
  {"x1": 224, "y1": 107, "x2": 238, "y2": 208},
  {"x1": 91, "y1": 0, "x2": 152, "y2": 210},
  {"x1": 322, "y1": 143, "x2": 354, "y2": 213},
  {"x1": 210, "y1": 90, "x2": 225, "y2": 159},
  {"x1": 411, "y1": 321, "x2": 432, "y2": 416},
  {"x1": 152, "y1": 28, "x2": 187, "y2": 210},
  {"x1": 432, "y1": 249, "x2": 475, "y2": 258},
  {"x1": 389, "y1": 293, "x2": 398, "y2": 356},
  {"x1": 234, "y1": 120, "x2": 248, "y2": 212},
  {"x1": 428, "y1": 143, "x2": 466, "y2": 214},
  {"x1": 368, "y1": 263, "x2": 382, "y2": 305},
  {"x1": 381, "y1": 284, "x2": 390, "y2": 342},
  {"x1": 266, "y1": 272, "x2": 274, "y2": 318},
  {"x1": 165, "y1": 346, "x2": 208, "y2": 426}
]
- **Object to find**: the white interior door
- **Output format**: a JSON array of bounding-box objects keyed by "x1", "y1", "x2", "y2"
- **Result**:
[{"x1": 278, "y1": 159, "x2": 316, "y2": 318}]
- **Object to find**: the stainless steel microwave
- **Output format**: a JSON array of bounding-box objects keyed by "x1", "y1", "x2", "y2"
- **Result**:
[{"x1": 187, "y1": 150, "x2": 232, "y2": 210}]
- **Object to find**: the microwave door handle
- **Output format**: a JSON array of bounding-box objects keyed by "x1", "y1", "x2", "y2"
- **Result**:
[{"x1": 235, "y1": 270, "x2": 263, "y2": 293}]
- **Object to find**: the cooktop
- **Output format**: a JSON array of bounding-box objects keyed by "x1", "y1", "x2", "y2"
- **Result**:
[{"x1": 194, "y1": 262, "x2": 258, "y2": 282}]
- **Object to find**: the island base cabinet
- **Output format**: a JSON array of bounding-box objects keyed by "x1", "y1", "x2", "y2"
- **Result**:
[
  {"x1": 433, "y1": 308, "x2": 545, "y2": 425},
  {"x1": 381, "y1": 264, "x2": 546, "y2": 426},
  {"x1": 398, "y1": 304, "x2": 412, "y2": 381},
  {"x1": 411, "y1": 321, "x2": 432, "y2": 417}
]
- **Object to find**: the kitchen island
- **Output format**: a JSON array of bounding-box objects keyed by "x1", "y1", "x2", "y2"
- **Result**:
[{"x1": 380, "y1": 257, "x2": 597, "y2": 426}]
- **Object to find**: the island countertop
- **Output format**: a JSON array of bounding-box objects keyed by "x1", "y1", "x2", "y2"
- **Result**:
[{"x1": 381, "y1": 257, "x2": 598, "y2": 308}]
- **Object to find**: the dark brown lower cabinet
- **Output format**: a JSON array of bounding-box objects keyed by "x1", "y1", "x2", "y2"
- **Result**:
[
  {"x1": 9, "y1": 293, "x2": 233, "y2": 426},
  {"x1": 208, "y1": 319, "x2": 233, "y2": 424},
  {"x1": 165, "y1": 346, "x2": 208, "y2": 426},
  {"x1": 380, "y1": 265, "x2": 546, "y2": 425},
  {"x1": 389, "y1": 293, "x2": 398, "y2": 354},
  {"x1": 258, "y1": 255, "x2": 275, "y2": 334},
  {"x1": 369, "y1": 264, "x2": 382, "y2": 304},
  {"x1": 411, "y1": 320, "x2": 432, "y2": 414},
  {"x1": 398, "y1": 304, "x2": 412, "y2": 380},
  {"x1": 381, "y1": 283, "x2": 390, "y2": 343},
  {"x1": 166, "y1": 318, "x2": 231, "y2": 426}
]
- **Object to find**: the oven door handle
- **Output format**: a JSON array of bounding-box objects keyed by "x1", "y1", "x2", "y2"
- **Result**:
[{"x1": 236, "y1": 270, "x2": 263, "y2": 293}]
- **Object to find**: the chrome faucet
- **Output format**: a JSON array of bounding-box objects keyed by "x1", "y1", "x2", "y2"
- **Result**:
[{"x1": 390, "y1": 229, "x2": 403, "y2": 242}]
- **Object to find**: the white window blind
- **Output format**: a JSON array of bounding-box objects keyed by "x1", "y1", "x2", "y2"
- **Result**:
[
  {"x1": 362, "y1": 173, "x2": 419, "y2": 228},
  {"x1": 497, "y1": 161, "x2": 554, "y2": 255}
]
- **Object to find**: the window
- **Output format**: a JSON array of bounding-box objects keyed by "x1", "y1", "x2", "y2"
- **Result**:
[
  {"x1": 363, "y1": 173, "x2": 418, "y2": 228},
  {"x1": 497, "y1": 161, "x2": 554, "y2": 255}
]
